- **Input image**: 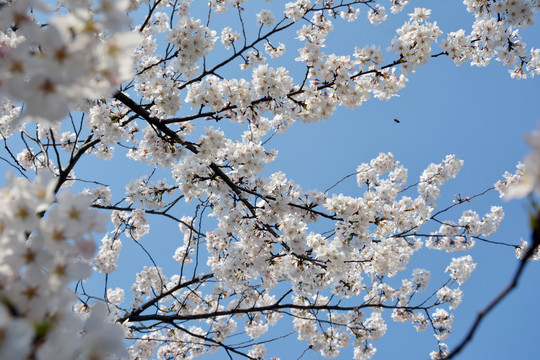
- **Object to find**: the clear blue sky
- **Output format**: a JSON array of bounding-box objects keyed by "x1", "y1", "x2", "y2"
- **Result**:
[
  {"x1": 55, "y1": 1, "x2": 540, "y2": 359},
  {"x1": 267, "y1": 2, "x2": 540, "y2": 359}
]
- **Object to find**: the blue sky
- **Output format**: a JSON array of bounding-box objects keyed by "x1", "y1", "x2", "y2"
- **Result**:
[
  {"x1": 259, "y1": 2, "x2": 540, "y2": 359},
  {"x1": 15, "y1": 1, "x2": 539, "y2": 359},
  {"x1": 265, "y1": 3, "x2": 540, "y2": 359}
]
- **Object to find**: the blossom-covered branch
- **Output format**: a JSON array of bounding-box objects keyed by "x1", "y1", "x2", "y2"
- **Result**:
[{"x1": 0, "y1": 1, "x2": 538, "y2": 360}]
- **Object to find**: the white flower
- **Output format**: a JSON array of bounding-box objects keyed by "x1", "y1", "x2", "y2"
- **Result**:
[
  {"x1": 504, "y1": 124, "x2": 540, "y2": 198},
  {"x1": 432, "y1": 309, "x2": 453, "y2": 341},
  {"x1": 368, "y1": 5, "x2": 387, "y2": 25},
  {"x1": 257, "y1": 9, "x2": 275, "y2": 26},
  {"x1": 221, "y1": 26, "x2": 241, "y2": 49},
  {"x1": 409, "y1": 8, "x2": 431, "y2": 21},
  {"x1": 445, "y1": 255, "x2": 476, "y2": 285}
]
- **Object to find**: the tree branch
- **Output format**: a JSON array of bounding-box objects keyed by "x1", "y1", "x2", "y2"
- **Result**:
[{"x1": 443, "y1": 223, "x2": 540, "y2": 359}]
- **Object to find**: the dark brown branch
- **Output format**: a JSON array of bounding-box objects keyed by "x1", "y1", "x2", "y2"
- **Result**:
[
  {"x1": 171, "y1": 322, "x2": 257, "y2": 360},
  {"x1": 117, "y1": 273, "x2": 214, "y2": 324},
  {"x1": 92, "y1": 203, "x2": 204, "y2": 236},
  {"x1": 127, "y1": 301, "x2": 431, "y2": 323},
  {"x1": 139, "y1": 0, "x2": 163, "y2": 33},
  {"x1": 431, "y1": 187, "x2": 494, "y2": 219},
  {"x1": 443, "y1": 223, "x2": 540, "y2": 359},
  {"x1": 54, "y1": 135, "x2": 100, "y2": 194}
]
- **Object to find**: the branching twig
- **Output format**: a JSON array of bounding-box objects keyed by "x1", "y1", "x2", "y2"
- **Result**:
[{"x1": 443, "y1": 224, "x2": 540, "y2": 359}]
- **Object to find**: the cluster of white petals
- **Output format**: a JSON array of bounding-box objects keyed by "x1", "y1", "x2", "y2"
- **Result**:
[
  {"x1": 0, "y1": 0, "x2": 140, "y2": 126},
  {"x1": 0, "y1": 171, "x2": 126, "y2": 359},
  {"x1": 445, "y1": 255, "x2": 477, "y2": 285},
  {"x1": 443, "y1": 0, "x2": 539, "y2": 79},
  {"x1": 502, "y1": 124, "x2": 540, "y2": 199},
  {"x1": 0, "y1": 1, "x2": 537, "y2": 359}
]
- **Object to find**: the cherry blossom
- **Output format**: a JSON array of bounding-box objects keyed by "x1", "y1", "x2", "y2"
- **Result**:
[{"x1": 0, "y1": 1, "x2": 538, "y2": 359}]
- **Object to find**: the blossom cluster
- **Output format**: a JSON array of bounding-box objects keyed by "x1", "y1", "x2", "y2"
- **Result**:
[
  {"x1": 0, "y1": 171, "x2": 126, "y2": 359},
  {"x1": 0, "y1": 1, "x2": 537, "y2": 360},
  {"x1": 443, "y1": 0, "x2": 539, "y2": 78},
  {"x1": 500, "y1": 123, "x2": 540, "y2": 198},
  {"x1": 0, "y1": 0, "x2": 140, "y2": 127}
]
